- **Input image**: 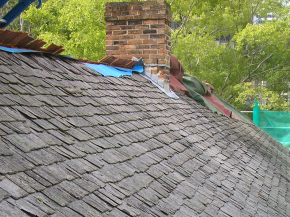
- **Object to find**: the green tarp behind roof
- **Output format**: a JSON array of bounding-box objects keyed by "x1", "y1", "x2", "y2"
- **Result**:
[{"x1": 182, "y1": 74, "x2": 252, "y2": 124}]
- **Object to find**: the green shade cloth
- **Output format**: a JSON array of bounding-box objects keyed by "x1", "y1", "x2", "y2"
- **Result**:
[{"x1": 258, "y1": 111, "x2": 290, "y2": 148}]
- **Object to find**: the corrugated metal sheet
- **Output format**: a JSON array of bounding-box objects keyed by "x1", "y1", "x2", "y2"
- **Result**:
[{"x1": 0, "y1": 29, "x2": 64, "y2": 54}]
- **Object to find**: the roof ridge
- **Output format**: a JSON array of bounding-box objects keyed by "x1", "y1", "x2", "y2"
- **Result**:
[{"x1": 79, "y1": 56, "x2": 141, "y2": 69}]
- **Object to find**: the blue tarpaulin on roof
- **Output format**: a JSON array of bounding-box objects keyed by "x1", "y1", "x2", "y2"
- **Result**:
[
  {"x1": 84, "y1": 63, "x2": 143, "y2": 77},
  {"x1": 0, "y1": 45, "x2": 144, "y2": 77},
  {"x1": 0, "y1": 46, "x2": 38, "y2": 53}
]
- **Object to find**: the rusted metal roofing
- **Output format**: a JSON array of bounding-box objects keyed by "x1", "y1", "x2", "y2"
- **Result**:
[
  {"x1": 99, "y1": 56, "x2": 140, "y2": 69},
  {"x1": 0, "y1": 29, "x2": 64, "y2": 54},
  {"x1": 79, "y1": 56, "x2": 141, "y2": 69}
]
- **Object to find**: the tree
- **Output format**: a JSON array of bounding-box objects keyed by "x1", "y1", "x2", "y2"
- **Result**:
[
  {"x1": 22, "y1": 0, "x2": 107, "y2": 60},
  {"x1": 171, "y1": 0, "x2": 290, "y2": 110},
  {"x1": 234, "y1": 82, "x2": 290, "y2": 111}
]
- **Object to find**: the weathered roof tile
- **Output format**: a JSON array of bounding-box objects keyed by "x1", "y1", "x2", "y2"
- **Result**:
[
  {"x1": 0, "y1": 178, "x2": 27, "y2": 199},
  {"x1": 0, "y1": 48, "x2": 289, "y2": 216}
]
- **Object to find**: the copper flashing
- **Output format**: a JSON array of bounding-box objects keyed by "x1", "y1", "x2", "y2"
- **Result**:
[{"x1": 0, "y1": 29, "x2": 64, "y2": 54}]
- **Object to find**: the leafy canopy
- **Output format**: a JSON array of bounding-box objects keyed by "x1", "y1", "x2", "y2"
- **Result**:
[{"x1": 22, "y1": 0, "x2": 107, "y2": 60}]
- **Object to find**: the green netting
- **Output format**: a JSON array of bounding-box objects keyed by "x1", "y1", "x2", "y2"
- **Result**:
[{"x1": 258, "y1": 110, "x2": 290, "y2": 148}]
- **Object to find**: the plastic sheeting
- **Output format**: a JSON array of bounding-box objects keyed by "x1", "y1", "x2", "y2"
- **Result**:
[
  {"x1": 84, "y1": 63, "x2": 143, "y2": 77},
  {"x1": 181, "y1": 74, "x2": 252, "y2": 124},
  {"x1": 258, "y1": 111, "x2": 290, "y2": 148},
  {"x1": 0, "y1": 46, "x2": 38, "y2": 53}
]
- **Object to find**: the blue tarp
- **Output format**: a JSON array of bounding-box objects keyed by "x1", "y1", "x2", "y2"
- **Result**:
[
  {"x1": 0, "y1": 45, "x2": 144, "y2": 77},
  {"x1": 84, "y1": 62, "x2": 143, "y2": 77},
  {"x1": 0, "y1": 46, "x2": 38, "y2": 53}
]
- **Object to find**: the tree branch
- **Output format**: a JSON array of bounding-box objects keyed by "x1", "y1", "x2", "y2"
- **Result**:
[
  {"x1": 251, "y1": 62, "x2": 290, "y2": 78},
  {"x1": 221, "y1": 72, "x2": 231, "y2": 92},
  {"x1": 171, "y1": 0, "x2": 198, "y2": 49},
  {"x1": 242, "y1": 53, "x2": 273, "y2": 82}
]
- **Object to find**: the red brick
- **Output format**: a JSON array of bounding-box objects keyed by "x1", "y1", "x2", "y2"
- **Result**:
[
  {"x1": 143, "y1": 29, "x2": 157, "y2": 34},
  {"x1": 144, "y1": 49, "x2": 158, "y2": 54},
  {"x1": 121, "y1": 11, "x2": 130, "y2": 16},
  {"x1": 132, "y1": 5, "x2": 142, "y2": 10},
  {"x1": 136, "y1": 25, "x2": 149, "y2": 29},
  {"x1": 120, "y1": 25, "x2": 135, "y2": 30},
  {"x1": 113, "y1": 30, "x2": 127, "y2": 35},
  {"x1": 143, "y1": 59, "x2": 157, "y2": 64},
  {"x1": 119, "y1": 15, "x2": 133, "y2": 20},
  {"x1": 158, "y1": 49, "x2": 168, "y2": 54},
  {"x1": 151, "y1": 24, "x2": 165, "y2": 29},
  {"x1": 136, "y1": 45, "x2": 150, "y2": 49},
  {"x1": 132, "y1": 54, "x2": 149, "y2": 59},
  {"x1": 128, "y1": 30, "x2": 143, "y2": 34},
  {"x1": 128, "y1": 20, "x2": 142, "y2": 25},
  {"x1": 106, "y1": 35, "x2": 120, "y2": 40},
  {"x1": 130, "y1": 10, "x2": 139, "y2": 15},
  {"x1": 157, "y1": 39, "x2": 166, "y2": 44},
  {"x1": 106, "y1": 40, "x2": 113, "y2": 46},
  {"x1": 120, "y1": 45, "x2": 136, "y2": 49},
  {"x1": 146, "y1": 10, "x2": 159, "y2": 15},
  {"x1": 134, "y1": 35, "x2": 149, "y2": 40},
  {"x1": 128, "y1": 50, "x2": 143, "y2": 55},
  {"x1": 150, "y1": 34, "x2": 164, "y2": 39},
  {"x1": 107, "y1": 25, "x2": 121, "y2": 31},
  {"x1": 106, "y1": 49, "x2": 124, "y2": 55},
  {"x1": 143, "y1": 39, "x2": 157, "y2": 44},
  {"x1": 127, "y1": 39, "x2": 142, "y2": 45},
  {"x1": 150, "y1": 54, "x2": 166, "y2": 59},
  {"x1": 119, "y1": 35, "x2": 134, "y2": 40},
  {"x1": 113, "y1": 21, "x2": 127, "y2": 25},
  {"x1": 106, "y1": 45, "x2": 119, "y2": 50},
  {"x1": 105, "y1": 0, "x2": 171, "y2": 74},
  {"x1": 151, "y1": 44, "x2": 166, "y2": 49},
  {"x1": 113, "y1": 40, "x2": 127, "y2": 45},
  {"x1": 158, "y1": 29, "x2": 165, "y2": 34},
  {"x1": 119, "y1": 54, "x2": 134, "y2": 59},
  {"x1": 144, "y1": 20, "x2": 158, "y2": 24},
  {"x1": 157, "y1": 59, "x2": 167, "y2": 64}
]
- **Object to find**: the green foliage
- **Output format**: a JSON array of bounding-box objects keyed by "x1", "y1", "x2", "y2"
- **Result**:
[
  {"x1": 22, "y1": 0, "x2": 107, "y2": 60},
  {"x1": 171, "y1": 0, "x2": 290, "y2": 111},
  {"x1": 234, "y1": 82, "x2": 290, "y2": 111}
]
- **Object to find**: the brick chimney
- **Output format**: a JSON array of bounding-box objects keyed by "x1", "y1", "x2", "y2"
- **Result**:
[{"x1": 105, "y1": 0, "x2": 171, "y2": 89}]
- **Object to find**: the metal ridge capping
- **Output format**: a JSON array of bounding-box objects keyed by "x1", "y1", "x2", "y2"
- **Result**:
[{"x1": 0, "y1": 29, "x2": 64, "y2": 54}]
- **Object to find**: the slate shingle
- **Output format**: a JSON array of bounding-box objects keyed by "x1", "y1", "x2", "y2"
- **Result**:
[{"x1": 0, "y1": 50, "x2": 289, "y2": 217}]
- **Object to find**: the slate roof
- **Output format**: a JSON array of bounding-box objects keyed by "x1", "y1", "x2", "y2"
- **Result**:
[{"x1": 0, "y1": 49, "x2": 290, "y2": 217}]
